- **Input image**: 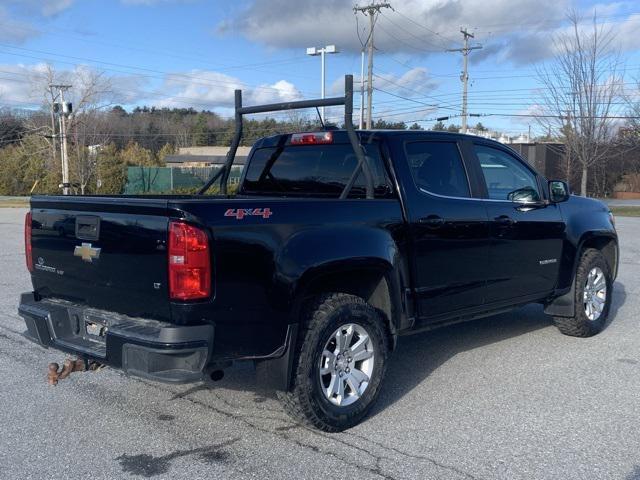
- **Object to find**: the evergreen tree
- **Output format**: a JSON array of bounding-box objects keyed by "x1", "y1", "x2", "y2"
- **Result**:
[
  {"x1": 191, "y1": 113, "x2": 210, "y2": 146},
  {"x1": 96, "y1": 143, "x2": 127, "y2": 194}
]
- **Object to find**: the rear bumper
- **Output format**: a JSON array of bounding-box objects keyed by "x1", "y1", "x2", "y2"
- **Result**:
[{"x1": 18, "y1": 292, "x2": 214, "y2": 383}]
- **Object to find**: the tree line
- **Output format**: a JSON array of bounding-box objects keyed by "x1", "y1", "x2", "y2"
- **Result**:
[{"x1": 0, "y1": 11, "x2": 638, "y2": 197}]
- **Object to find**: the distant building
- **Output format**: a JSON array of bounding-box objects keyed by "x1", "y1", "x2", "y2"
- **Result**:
[
  {"x1": 466, "y1": 128, "x2": 533, "y2": 144},
  {"x1": 507, "y1": 142, "x2": 565, "y2": 179},
  {"x1": 164, "y1": 146, "x2": 251, "y2": 168}
]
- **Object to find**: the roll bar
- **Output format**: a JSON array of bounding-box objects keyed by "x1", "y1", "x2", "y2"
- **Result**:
[{"x1": 197, "y1": 75, "x2": 375, "y2": 199}]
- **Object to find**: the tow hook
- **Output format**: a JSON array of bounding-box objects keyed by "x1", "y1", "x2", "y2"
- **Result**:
[{"x1": 47, "y1": 358, "x2": 103, "y2": 386}]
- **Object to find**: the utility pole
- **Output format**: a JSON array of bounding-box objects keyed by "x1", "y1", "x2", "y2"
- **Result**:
[
  {"x1": 50, "y1": 84, "x2": 72, "y2": 195},
  {"x1": 447, "y1": 28, "x2": 482, "y2": 134},
  {"x1": 354, "y1": 2, "x2": 391, "y2": 129},
  {"x1": 48, "y1": 86, "x2": 58, "y2": 168}
]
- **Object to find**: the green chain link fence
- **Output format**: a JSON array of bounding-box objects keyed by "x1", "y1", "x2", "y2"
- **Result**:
[{"x1": 124, "y1": 165, "x2": 244, "y2": 194}]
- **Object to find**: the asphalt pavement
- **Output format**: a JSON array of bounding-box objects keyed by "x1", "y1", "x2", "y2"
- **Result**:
[
  {"x1": 0, "y1": 207, "x2": 639, "y2": 480},
  {"x1": 604, "y1": 199, "x2": 640, "y2": 207}
]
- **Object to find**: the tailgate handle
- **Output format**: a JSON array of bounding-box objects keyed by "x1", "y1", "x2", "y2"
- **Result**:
[{"x1": 75, "y1": 216, "x2": 101, "y2": 241}]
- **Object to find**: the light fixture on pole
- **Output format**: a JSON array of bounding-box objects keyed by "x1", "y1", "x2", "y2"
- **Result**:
[
  {"x1": 306, "y1": 45, "x2": 339, "y2": 124},
  {"x1": 50, "y1": 83, "x2": 73, "y2": 195}
]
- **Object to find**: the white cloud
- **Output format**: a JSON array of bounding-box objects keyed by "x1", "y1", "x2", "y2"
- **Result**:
[
  {"x1": 0, "y1": 63, "x2": 149, "y2": 109},
  {"x1": 0, "y1": 62, "x2": 302, "y2": 113},
  {"x1": 0, "y1": 7, "x2": 38, "y2": 43},
  {"x1": 220, "y1": 0, "x2": 640, "y2": 64},
  {"x1": 0, "y1": 0, "x2": 77, "y2": 17},
  {"x1": 0, "y1": 63, "x2": 50, "y2": 106},
  {"x1": 120, "y1": 0, "x2": 190, "y2": 5},
  {"x1": 375, "y1": 67, "x2": 438, "y2": 96},
  {"x1": 330, "y1": 67, "x2": 438, "y2": 98},
  {"x1": 156, "y1": 69, "x2": 303, "y2": 110},
  {"x1": 0, "y1": 0, "x2": 77, "y2": 44},
  {"x1": 220, "y1": 0, "x2": 568, "y2": 55},
  {"x1": 40, "y1": 0, "x2": 75, "y2": 16}
]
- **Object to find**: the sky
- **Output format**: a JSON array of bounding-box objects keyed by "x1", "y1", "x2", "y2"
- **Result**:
[{"x1": 0, "y1": 0, "x2": 638, "y2": 136}]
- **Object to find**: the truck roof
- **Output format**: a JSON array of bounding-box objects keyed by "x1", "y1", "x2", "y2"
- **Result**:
[{"x1": 251, "y1": 129, "x2": 487, "y2": 150}]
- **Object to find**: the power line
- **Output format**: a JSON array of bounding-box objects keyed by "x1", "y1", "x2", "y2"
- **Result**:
[
  {"x1": 470, "y1": 11, "x2": 640, "y2": 35},
  {"x1": 0, "y1": 43, "x2": 320, "y2": 96},
  {"x1": 372, "y1": 86, "x2": 435, "y2": 106},
  {"x1": 391, "y1": 8, "x2": 459, "y2": 46},
  {"x1": 379, "y1": 11, "x2": 447, "y2": 51},
  {"x1": 0, "y1": 22, "x2": 319, "y2": 79},
  {"x1": 372, "y1": 71, "x2": 461, "y2": 110}
]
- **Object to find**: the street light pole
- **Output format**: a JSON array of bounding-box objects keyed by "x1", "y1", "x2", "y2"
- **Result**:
[
  {"x1": 360, "y1": 49, "x2": 365, "y2": 129},
  {"x1": 320, "y1": 48, "x2": 325, "y2": 122},
  {"x1": 306, "y1": 45, "x2": 339, "y2": 124}
]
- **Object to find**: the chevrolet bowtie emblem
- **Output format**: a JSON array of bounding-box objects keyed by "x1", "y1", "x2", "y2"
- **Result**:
[{"x1": 74, "y1": 242, "x2": 101, "y2": 262}]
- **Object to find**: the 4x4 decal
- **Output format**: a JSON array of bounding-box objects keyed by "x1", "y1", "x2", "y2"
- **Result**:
[{"x1": 224, "y1": 208, "x2": 273, "y2": 220}]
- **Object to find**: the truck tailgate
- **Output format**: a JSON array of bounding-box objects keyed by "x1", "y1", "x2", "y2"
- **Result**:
[{"x1": 30, "y1": 196, "x2": 172, "y2": 321}]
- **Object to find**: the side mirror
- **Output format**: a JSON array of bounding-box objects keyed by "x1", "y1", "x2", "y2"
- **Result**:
[
  {"x1": 507, "y1": 186, "x2": 540, "y2": 203},
  {"x1": 549, "y1": 180, "x2": 570, "y2": 203}
]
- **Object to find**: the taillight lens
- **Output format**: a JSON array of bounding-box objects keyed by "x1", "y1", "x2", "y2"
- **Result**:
[
  {"x1": 290, "y1": 131, "x2": 333, "y2": 144},
  {"x1": 25, "y1": 212, "x2": 33, "y2": 273},
  {"x1": 168, "y1": 221, "x2": 211, "y2": 301}
]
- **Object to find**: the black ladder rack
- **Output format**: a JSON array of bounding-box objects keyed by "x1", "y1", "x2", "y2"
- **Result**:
[{"x1": 197, "y1": 74, "x2": 375, "y2": 199}]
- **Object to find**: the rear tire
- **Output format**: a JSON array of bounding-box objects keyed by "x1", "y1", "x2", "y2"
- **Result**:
[
  {"x1": 553, "y1": 248, "x2": 612, "y2": 337},
  {"x1": 278, "y1": 293, "x2": 389, "y2": 432}
]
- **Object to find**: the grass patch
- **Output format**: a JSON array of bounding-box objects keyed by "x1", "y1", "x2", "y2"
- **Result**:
[
  {"x1": 610, "y1": 206, "x2": 640, "y2": 217},
  {"x1": 0, "y1": 200, "x2": 28, "y2": 208}
]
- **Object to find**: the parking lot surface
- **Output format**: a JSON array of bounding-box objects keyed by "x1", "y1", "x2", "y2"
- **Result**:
[{"x1": 0, "y1": 207, "x2": 638, "y2": 480}]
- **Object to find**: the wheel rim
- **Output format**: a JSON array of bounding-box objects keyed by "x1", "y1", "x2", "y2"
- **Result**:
[
  {"x1": 318, "y1": 323, "x2": 375, "y2": 407},
  {"x1": 583, "y1": 267, "x2": 607, "y2": 321}
]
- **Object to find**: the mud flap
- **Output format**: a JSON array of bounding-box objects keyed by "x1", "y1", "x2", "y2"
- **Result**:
[
  {"x1": 255, "y1": 323, "x2": 298, "y2": 391},
  {"x1": 544, "y1": 281, "x2": 576, "y2": 318}
]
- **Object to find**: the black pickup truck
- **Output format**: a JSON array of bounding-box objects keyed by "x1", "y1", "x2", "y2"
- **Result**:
[{"x1": 19, "y1": 76, "x2": 618, "y2": 431}]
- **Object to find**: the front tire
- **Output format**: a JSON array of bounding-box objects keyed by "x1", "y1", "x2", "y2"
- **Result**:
[
  {"x1": 553, "y1": 248, "x2": 612, "y2": 337},
  {"x1": 278, "y1": 293, "x2": 389, "y2": 432}
]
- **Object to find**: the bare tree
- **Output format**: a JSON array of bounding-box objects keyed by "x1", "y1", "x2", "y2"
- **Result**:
[
  {"x1": 623, "y1": 77, "x2": 640, "y2": 135},
  {"x1": 537, "y1": 11, "x2": 623, "y2": 196},
  {"x1": 68, "y1": 68, "x2": 116, "y2": 193}
]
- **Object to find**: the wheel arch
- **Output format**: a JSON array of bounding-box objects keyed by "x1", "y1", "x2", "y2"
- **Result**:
[
  {"x1": 293, "y1": 259, "x2": 404, "y2": 350},
  {"x1": 580, "y1": 233, "x2": 618, "y2": 280},
  {"x1": 544, "y1": 231, "x2": 618, "y2": 318}
]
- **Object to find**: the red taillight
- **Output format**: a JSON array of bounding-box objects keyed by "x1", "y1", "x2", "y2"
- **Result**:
[
  {"x1": 168, "y1": 221, "x2": 211, "y2": 301},
  {"x1": 25, "y1": 212, "x2": 33, "y2": 273},
  {"x1": 290, "y1": 131, "x2": 333, "y2": 145}
]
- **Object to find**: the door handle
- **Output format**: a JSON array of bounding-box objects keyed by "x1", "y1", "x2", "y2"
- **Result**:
[
  {"x1": 494, "y1": 215, "x2": 515, "y2": 226},
  {"x1": 419, "y1": 215, "x2": 445, "y2": 228}
]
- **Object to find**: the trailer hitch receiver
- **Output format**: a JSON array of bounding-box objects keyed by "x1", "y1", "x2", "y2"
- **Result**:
[{"x1": 47, "y1": 358, "x2": 102, "y2": 385}]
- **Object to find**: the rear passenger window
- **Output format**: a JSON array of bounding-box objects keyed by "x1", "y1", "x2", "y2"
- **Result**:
[{"x1": 406, "y1": 142, "x2": 470, "y2": 198}]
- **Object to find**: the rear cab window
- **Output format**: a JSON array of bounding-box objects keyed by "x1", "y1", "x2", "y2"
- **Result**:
[{"x1": 241, "y1": 143, "x2": 394, "y2": 198}]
